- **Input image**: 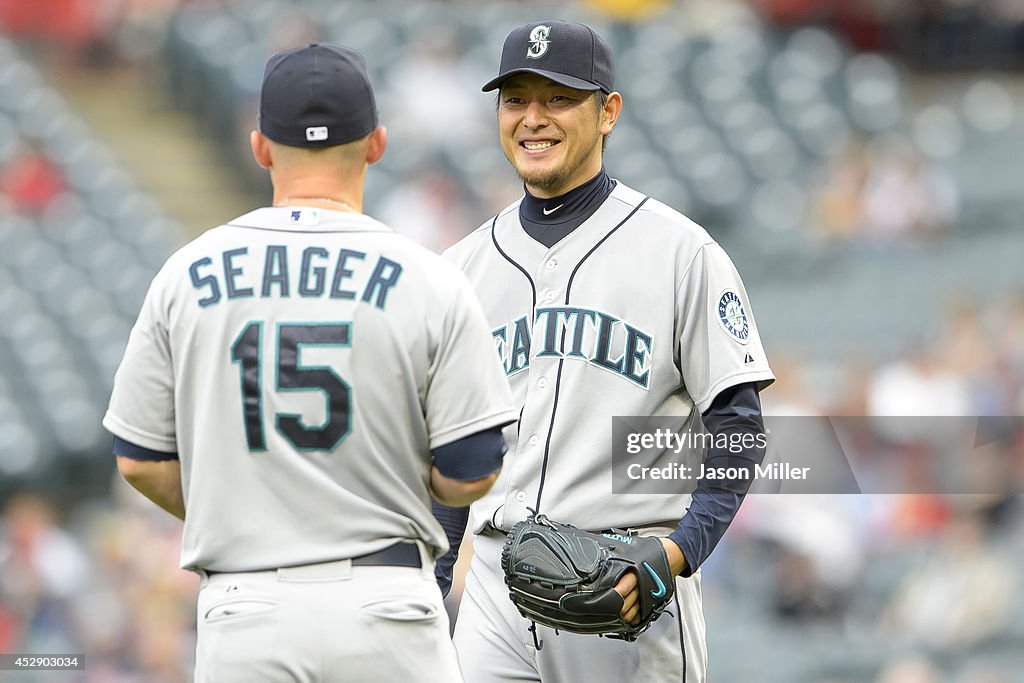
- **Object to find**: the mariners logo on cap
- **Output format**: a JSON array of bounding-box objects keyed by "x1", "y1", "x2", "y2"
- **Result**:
[
  {"x1": 526, "y1": 25, "x2": 551, "y2": 59},
  {"x1": 717, "y1": 290, "x2": 750, "y2": 344}
]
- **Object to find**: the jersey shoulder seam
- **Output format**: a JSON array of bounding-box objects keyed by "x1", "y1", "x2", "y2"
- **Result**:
[
  {"x1": 491, "y1": 199, "x2": 524, "y2": 226},
  {"x1": 674, "y1": 240, "x2": 718, "y2": 296},
  {"x1": 605, "y1": 192, "x2": 643, "y2": 211}
]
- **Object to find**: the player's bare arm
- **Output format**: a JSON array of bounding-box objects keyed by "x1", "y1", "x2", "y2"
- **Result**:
[
  {"x1": 427, "y1": 407, "x2": 508, "y2": 507},
  {"x1": 661, "y1": 537, "x2": 688, "y2": 575},
  {"x1": 430, "y1": 468, "x2": 500, "y2": 507},
  {"x1": 115, "y1": 456, "x2": 185, "y2": 520}
]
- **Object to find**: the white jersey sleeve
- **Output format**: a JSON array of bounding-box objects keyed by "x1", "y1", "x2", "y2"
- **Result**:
[
  {"x1": 677, "y1": 241, "x2": 774, "y2": 413},
  {"x1": 425, "y1": 274, "x2": 516, "y2": 449},
  {"x1": 103, "y1": 266, "x2": 176, "y2": 453}
]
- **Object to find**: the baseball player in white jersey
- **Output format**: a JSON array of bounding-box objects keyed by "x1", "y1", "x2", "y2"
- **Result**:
[
  {"x1": 103, "y1": 43, "x2": 518, "y2": 683},
  {"x1": 435, "y1": 21, "x2": 776, "y2": 682}
]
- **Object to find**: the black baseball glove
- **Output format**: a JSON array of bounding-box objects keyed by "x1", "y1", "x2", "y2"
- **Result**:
[{"x1": 500, "y1": 514, "x2": 675, "y2": 642}]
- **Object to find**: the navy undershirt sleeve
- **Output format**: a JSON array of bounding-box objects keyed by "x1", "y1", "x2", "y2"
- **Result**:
[
  {"x1": 668, "y1": 382, "x2": 765, "y2": 577},
  {"x1": 431, "y1": 426, "x2": 506, "y2": 481},
  {"x1": 112, "y1": 436, "x2": 179, "y2": 461},
  {"x1": 431, "y1": 501, "x2": 469, "y2": 597},
  {"x1": 429, "y1": 426, "x2": 506, "y2": 595}
]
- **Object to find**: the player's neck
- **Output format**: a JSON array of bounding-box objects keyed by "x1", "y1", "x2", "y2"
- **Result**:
[
  {"x1": 278, "y1": 195, "x2": 359, "y2": 212},
  {"x1": 521, "y1": 166, "x2": 612, "y2": 221},
  {"x1": 524, "y1": 154, "x2": 604, "y2": 199},
  {"x1": 273, "y1": 177, "x2": 364, "y2": 213}
]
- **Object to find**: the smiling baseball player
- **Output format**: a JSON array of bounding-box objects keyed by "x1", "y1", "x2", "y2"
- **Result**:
[
  {"x1": 438, "y1": 21, "x2": 775, "y2": 682},
  {"x1": 103, "y1": 43, "x2": 517, "y2": 683}
]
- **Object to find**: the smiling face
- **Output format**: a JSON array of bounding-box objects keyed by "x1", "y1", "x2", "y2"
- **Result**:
[{"x1": 497, "y1": 73, "x2": 621, "y2": 198}]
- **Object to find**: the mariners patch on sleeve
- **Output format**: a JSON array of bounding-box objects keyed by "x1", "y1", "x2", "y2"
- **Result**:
[{"x1": 717, "y1": 290, "x2": 749, "y2": 344}]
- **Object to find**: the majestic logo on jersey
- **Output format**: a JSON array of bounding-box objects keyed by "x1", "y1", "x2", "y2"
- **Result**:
[
  {"x1": 526, "y1": 25, "x2": 551, "y2": 59},
  {"x1": 491, "y1": 306, "x2": 653, "y2": 388},
  {"x1": 288, "y1": 209, "x2": 320, "y2": 226},
  {"x1": 717, "y1": 290, "x2": 749, "y2": 344}
]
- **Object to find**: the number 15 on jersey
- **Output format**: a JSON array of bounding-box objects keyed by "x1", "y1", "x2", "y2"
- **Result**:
[{"x1": 231, "y1": 321, "x2": 353, "y2": 452}]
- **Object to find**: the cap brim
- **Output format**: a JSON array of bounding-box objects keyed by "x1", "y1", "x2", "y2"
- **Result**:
[{"x1": 482, "y1": 68, "x2": 604, "y2": 93}]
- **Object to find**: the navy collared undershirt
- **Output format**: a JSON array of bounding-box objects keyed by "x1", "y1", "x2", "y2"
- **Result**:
[{"x1": 519, "y1": 167, "x2": 617, "y2": 248}]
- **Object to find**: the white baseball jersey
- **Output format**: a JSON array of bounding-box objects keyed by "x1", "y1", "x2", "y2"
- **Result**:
[
  {"x1": 444, "y1": 181, "x2": 775, "y2": 534},
  {"x1": 104, "y1": 206, "x2": 518, "y2": 572}
]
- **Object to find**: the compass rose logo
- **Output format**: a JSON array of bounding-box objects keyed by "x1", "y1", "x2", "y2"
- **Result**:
[{"x1": 717, "y1": 291, "x2": 750, "y2": 343}]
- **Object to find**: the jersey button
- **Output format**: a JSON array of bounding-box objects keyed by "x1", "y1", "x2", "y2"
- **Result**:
[
  {"x1": 543, "y1": 289, "x2": 556, "y2": 302},
  {"x1": 537, "y1": 377, "x2": 547, "y2": 388},
  {"x1": 528, "y1": 435, "x2": 539, "y2": 446},
  {"x1": 545, "y1": 259, "x2": 557, "y2": 270},
  {"x1": 515, "y1": 491, "x2": 527, "y2": 503}
]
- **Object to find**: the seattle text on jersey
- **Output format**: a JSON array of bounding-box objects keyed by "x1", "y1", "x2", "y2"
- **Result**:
[{"x1": 491, "y1": 306, "x2": 653, "y2": 388}]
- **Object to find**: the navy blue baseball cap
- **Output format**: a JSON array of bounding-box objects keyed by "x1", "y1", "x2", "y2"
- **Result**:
[
  {"x1": 259, "y1": 42, "x2": 379, "y2": 148},
  {"x1": 482, "y1": 21, "x2": 614, "y2": 94}
]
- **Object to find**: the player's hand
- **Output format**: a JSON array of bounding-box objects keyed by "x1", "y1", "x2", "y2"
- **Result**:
[{"x1": 613, "y1": 570, "x2": 640, "y2": 624}]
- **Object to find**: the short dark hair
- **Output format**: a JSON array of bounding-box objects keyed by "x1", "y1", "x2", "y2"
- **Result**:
[{"x1": 596, "y1": 91, "x2": 610, "y2": 151}]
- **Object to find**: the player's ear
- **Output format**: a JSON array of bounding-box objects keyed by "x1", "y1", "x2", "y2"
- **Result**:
[
  {"x1": 599, "y1": 92, "x2": 622, "y2": 137},
  {"x1": 250, "y1": 130, "x2": 273, "y2": 170},
  {"x1": 366, "y1": 126, "x2": 387, "y2": 165}
]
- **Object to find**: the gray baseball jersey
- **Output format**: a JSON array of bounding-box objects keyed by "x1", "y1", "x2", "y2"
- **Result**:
[
  {"x1": 104, "y1": 206, "x2": 518, "y2": 572},
  {"x1": 444, "y1": 181, "x2": 775, "y2": 534}
]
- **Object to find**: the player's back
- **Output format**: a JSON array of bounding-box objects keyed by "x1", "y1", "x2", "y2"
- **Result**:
[{"x1": 144, "y1": 207, "x2": 466, "y2": 571}]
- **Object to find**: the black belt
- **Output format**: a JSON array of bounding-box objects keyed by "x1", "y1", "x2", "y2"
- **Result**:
[
  {"x1": 206, "y1": 541, "x2": 421, "y2": 575},
  {"x1": 479, "y1": 521, "x2": 509, "y2": 537},
  {"x1": 351, "y1": 541, "x2": 421, "y2": 568}
]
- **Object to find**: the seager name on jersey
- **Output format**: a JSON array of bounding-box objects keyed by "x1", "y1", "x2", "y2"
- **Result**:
[
  {"x1": 188, "y1": 246, "x2": 403, "y2": 310},
  {"x1": 493, "y1": 307, "x2": 653, "y2": 388}
]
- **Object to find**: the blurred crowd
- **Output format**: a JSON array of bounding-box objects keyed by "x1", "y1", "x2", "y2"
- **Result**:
[
  {"x1": 0, "y1": 146, "x2": 67, "y2": 218},
  {"x1": 809, "y1": 135, "x2": 959, "y2": 245},
  {"x1": 753, "y1": 0, "x2": 1024, "y2": 67},
  {"x1": 767, "y1": 296, "x2": 1024, "y2": 419},
  {"x1": 0, "y1": 487, "x2": 197, "y2": 682}
]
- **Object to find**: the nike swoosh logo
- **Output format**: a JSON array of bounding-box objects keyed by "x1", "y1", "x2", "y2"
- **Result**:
[
  {"x1": 542, "y1": 204, "x2": 564, "y2": 215},
  {"x1": 642, "y1": 561, "x2": 667, "y2": 598}
]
